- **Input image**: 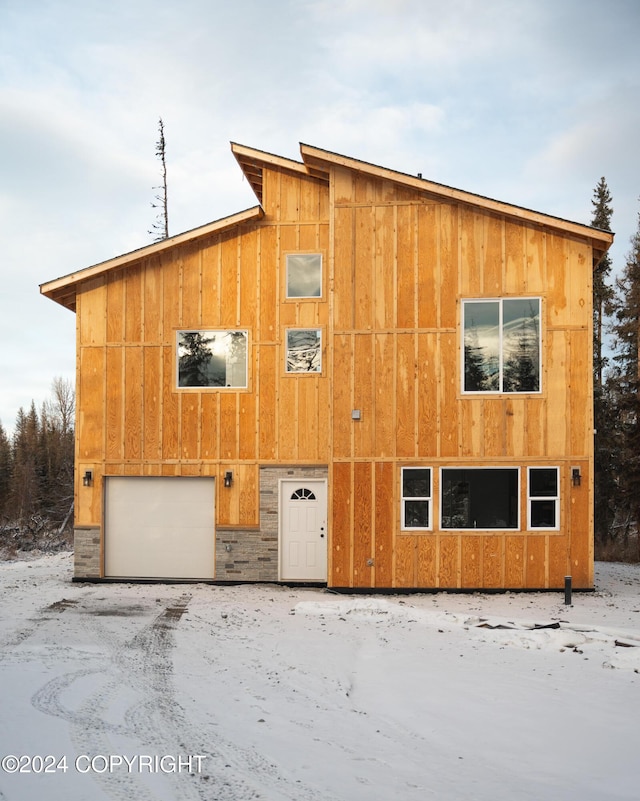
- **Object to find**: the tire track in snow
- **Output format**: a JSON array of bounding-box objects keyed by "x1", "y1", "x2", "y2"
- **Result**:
[
  {"x1": 117, "y1": 596, "x2": 328, "y2": 801},
  {"x1": 28, "y1": 593, "x2": 327, "y2": 801}
]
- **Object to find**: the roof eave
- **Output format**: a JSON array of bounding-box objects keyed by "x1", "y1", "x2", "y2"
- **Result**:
[
  {"x1": 299, "y1": 143, "x2": 614, "y2": 259},
  {"x1": 40, "y1": 205, "x2": 265, "y2": 311},
  {"x1": 231, "y1": 142, "x2": 329, "y2": 204}
]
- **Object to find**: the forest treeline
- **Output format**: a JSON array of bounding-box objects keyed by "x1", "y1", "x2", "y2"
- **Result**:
[{"x1": 0, "y1": 377, "x2": 75, "y2": 554}]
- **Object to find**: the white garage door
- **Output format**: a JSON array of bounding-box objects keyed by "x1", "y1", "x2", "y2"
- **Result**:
[{"x1": 104, "y1": 477, "x2": 215, "y2": 579}]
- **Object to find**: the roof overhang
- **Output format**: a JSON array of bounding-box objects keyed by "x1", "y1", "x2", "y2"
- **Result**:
[
  {"x1": 40, "y1": 205, "x2": 264, "y2": 311},
  {"x1": 42, "y1": 142, "x2": 614, "y2": 314},
  {"x1": 298, "y1": 143, "x2": 614, "y2": 266},
  {"x1": 231, "y1": 142, "x2": 329, "y2": 205}
]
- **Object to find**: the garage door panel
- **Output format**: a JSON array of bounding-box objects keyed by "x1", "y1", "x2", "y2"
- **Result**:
[{"x1": 105, "y1": 477, "x2": 215, "y2": 579}]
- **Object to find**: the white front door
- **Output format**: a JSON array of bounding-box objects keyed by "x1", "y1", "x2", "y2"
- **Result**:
[{"x1": 280, "y1": 479, "x2": 327, "y2": 581}]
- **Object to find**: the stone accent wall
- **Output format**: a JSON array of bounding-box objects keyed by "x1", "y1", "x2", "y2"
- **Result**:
[
  {"x1": 74, "y1": 527, "x2": 101, "y2": 579},
  {"x1": 215, "y1": 465, "x2": 328, "y2": 582},
  {"x1": 215, "y1": 527, "x2": 278, "y2": 582}
]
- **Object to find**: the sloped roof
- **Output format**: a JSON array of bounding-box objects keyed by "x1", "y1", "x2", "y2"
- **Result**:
[
  {"x1": 233, "y1": 141, "x2": 613, "y2": 265},
  {"x1": 41, "y1": 206, "x2": 264, "y2": 311},
  {"x1": 42, "y1": 142, "x2": 613, "y2": 312}
]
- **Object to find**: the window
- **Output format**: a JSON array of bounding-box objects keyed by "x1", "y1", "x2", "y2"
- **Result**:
[
  {"x1": 401, "y1": 468, "x2": 432, "y2": 530},
  {"x1": 528, "y1": 467, "x2": 559, "y2": 529},
  {"x1": 441, "y1": 468, "x2": 519, "y2": 530},
  {"x1": 286, "y1": 253, "x2": 322, "y2": 298},
  {"x1": 291, "y1": 488, "x2": 316, "y2": 500},
  {"x1": 463, "y1": 298, "x2": 541, "y2": 393},
  {"x1": 177, "y1": 330, "x2": 248, "y2": 388},
  {"x1": 286, "y1": 329, "x2": 322, "y2": 373}
]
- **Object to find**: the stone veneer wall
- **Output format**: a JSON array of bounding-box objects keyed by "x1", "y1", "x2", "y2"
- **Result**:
[
  {"x1": 74, "y1": 527, "x2": 101, "y2": 579},
  {"x1": 215, "y1": 465, "x2": 328, "y2": 582}
]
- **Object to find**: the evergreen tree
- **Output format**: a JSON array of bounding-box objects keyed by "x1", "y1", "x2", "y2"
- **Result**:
[
  {"x1": 590, "y1": 178, "x2": 617, "y2": 547},
  {"x1": 592, "y1": 178, "x2": 615, "y2": 386},
  {"x1": 503, "y1": 316, "x2": 540, "y2": 393},
  {"x1": 610, "y1": 206, "x2": 640, "y2": 551},
  {"x1": 178, "y1": 332, "x2": 214, "y2": 386},
  {"x1": 0, "y1": 421, "x2": 11, "y2": 521},
  {"x1": 464, "y1": 323, "x2": 489, "y2": 391},
  {"x1": 9, "y1": 403, "x2": 41, "y2": 524}
]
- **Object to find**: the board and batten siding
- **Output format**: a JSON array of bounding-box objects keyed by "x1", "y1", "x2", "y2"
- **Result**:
[
  {"x1": 328, "y1": 166, "x2": 593, "y2": 590},
  {"x1": 75, "y1": 167, "x2": 331, "y2": 541},
  {"x1": 72, "y1": 156, "x2": 596, "y2": 589}
]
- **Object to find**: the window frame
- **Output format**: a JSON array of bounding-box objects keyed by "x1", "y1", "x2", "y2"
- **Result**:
[
  {"x1": 284, "y1": 328, "x2": 323, "y2": 374},
  {"x1": 176, "y1": 329, "x2": 249, "y2": 389},
  {"x1": 462, "y1": 297, "x2": 542, "y2": 395},
  {"x1": 440, "y1": 467, "x2": 520, "y2": 531},
  {"x1": 285, "y1": 253, "x2": 323, "y2": 300},
  {"x1": 400, "y1": 467, "x2": 433, "y2": 531},
  {"x1": 527, "y1": 467, "x2": 560, "y2": 530}
]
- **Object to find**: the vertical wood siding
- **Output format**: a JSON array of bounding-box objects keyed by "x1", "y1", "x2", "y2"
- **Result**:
[
  {"x1": 327, "y1": 166, "x2": 594, "y2": 589},
  {"x1": 76, "y1": 168, "x2": 330, "y2": 533},
  {"x1": 74, "y1": 159, "x2": 595, "y2": 589}
]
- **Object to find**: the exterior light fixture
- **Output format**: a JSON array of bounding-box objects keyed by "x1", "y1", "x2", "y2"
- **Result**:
[
  {"x1": 224, "y1": 471, "x2": 233, "y2": 488},
  {"x1": 82, "y1": 470, "x2": 93, "y2": 487},
  {"x1": 571, "y1": 467, "x2": 581, "y2": 487}
]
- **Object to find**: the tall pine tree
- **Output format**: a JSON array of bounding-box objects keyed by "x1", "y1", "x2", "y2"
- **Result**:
[
  {"x1": 591, "y1": 178, "x2": 616, "y2": 547},
  {"x1": 610, "y1": 205, "x2": 640, "y2": 551},
  {"x1": 592, "y1": 178, "x2": 615, "y2": 385},
  {"x1": 0, "y1": 421, "x2": 11, "y2": 522}
]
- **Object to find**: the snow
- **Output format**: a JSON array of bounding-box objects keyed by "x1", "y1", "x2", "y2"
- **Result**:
[{"x1": 1, "y1": 554, "x2": 639, "y2": 800}]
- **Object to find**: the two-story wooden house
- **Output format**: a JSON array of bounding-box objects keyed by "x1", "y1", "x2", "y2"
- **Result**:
[{"x1": 41, "y1": 142, "x2": 613, "y2": 589}]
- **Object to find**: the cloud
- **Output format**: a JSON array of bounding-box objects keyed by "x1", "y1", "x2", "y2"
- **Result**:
[{"x1": 1, "y1": 0, "x2": 639, "y2": 432}]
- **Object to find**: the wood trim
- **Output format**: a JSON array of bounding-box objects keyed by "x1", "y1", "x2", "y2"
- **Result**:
[
  {"x1": 299, "y1": 143, "x2": 613, "y2": 255},
  {"x1": 40, "y1": 206, "x2": 265, "y2": 310}
]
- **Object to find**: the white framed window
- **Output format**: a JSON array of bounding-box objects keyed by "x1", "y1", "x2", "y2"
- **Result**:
[
  {"x1": 441, "y1": 467, "x2": 519, "y2": 530},
  {"x1": 463, "y1": 298, "x2": 541, "y2": 393},
  {"x1": 401, "y1": 468, "x2": 432, "y2": 530},
  {"x1": 285, "y1": 329, "x2": 322, "y2": 373},
  {"x1": 177, "y1": 330, "x2": 248, "y2": 388},
  {"x1": 527, "y1": 467, "x2": 560, "y2": 530},
  {"x1": 286, "y1": 253, "x2": 322, "y2": 298}
]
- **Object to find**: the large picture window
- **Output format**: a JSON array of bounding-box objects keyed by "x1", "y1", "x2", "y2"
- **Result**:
[
  {"x1": 286, "y1": 254, "x2": 322, "y2": 298},
  {"x1": 177, "y1": 330, "x2": 248, "y2": 388},
  {"x1": 286, "y1": 329, "x2": 322, "y2": 373},
  {"x1": 528, "y1": 467, "x2": 559, "y2": 529},
  {"x1": 441, "y1": 468, "x2": 519, "y2": 530},
  {"x1": 401, "y1": 468, "x2": 432, "y2": 530},
  {"x1": 463, "y1": 298, "x2": 541, "y2": 393}
]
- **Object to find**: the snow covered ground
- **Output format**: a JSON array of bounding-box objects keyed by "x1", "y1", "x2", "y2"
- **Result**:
[{"x1": 0, "y1": 553, "x2": 639, "y2": 801}]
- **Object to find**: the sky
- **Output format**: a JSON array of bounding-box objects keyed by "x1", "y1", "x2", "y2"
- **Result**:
[{"x1": 1, "y1": 0, "x2": 639, "y2": 434}]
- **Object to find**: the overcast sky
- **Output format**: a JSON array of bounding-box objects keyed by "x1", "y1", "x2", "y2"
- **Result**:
[{"x1": 1, "y1": 0, "x2": 639, "y2": 434}]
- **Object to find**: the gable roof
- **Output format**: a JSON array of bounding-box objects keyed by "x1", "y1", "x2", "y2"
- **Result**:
[
  {"x1": 42, "y1": 142, "x2": 613, "y2": 312},
  {"x1": 41, "y1": 206, "x2": 263, "y2": 311}
]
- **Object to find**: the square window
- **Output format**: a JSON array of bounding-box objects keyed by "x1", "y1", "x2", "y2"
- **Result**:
[
  {"x1": 286, "y1": 329, "x2": 322, "y2": 373},
  {"x1": 401, "y1": 468, "x2": 432, "y2": 530},
  {"x1": 177, "y1": 330, "x2": 248, "y2": 388},
  {"x1": 441, "y1": 468, "x2": 519, "y2": 529},
  {"x1": 286, "y1": 254, "x2": 322, "y2": 298},
  {"x1": 528, "y1": 467, "x2": 559, "y2": 529},
  {"x1": 463, "y1": 298, "x2": 541, "y2": 393}
]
